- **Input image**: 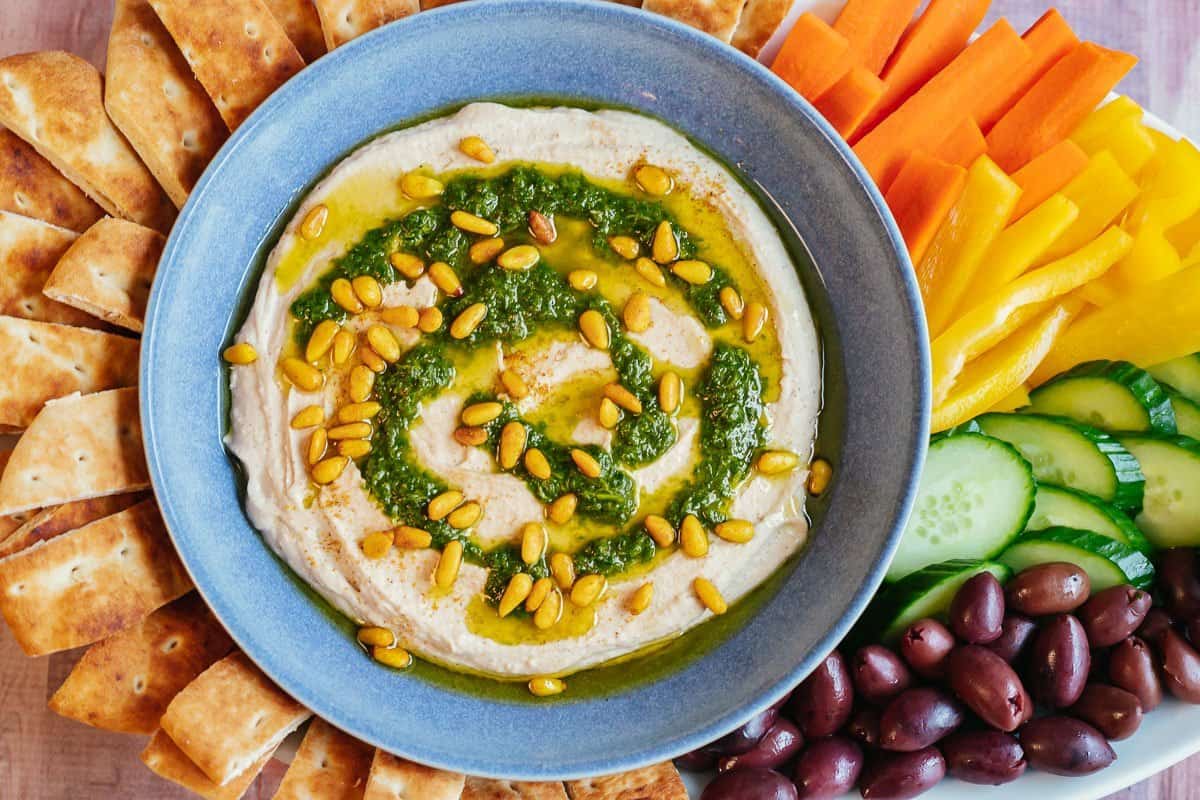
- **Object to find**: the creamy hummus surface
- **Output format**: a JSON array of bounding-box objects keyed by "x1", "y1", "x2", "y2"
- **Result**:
[{"x1": 226, "y1": 103, "x2": 822, "y2": 683}]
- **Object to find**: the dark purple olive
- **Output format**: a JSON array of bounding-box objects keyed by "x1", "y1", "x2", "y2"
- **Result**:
[
  {"x1": 1160, "y1": 627, "x2": 1200, "y2": 703},
  {"x1": 859, "y1": 747, "x2": 946, "y2": 799},
  {"x1": 878, "y1": 687, "x2": 964, "y2": 751},
  {"x1": 1005, "y1": 562, "x2": 1090, "y2": 616},
  {"x1": 846, "y1": 707, "x2": 881, "y2": 749},
  {"x1": 852, "y1": 645, "x2": 913, "y2": 705},
  {"x1": 676, "y1": 745, "x2": 722, "y2": 771},
  {"x1": 1158, "y1": 548, "x2": 1200, "y2": 618},
  {"x1": 941, "y1": 730, "x2": 1026, "y2": 785},
  {"x1": 1019, "y1": 716, "x2": 1116, "y2": 776},
  {"x1": 1078, "y1": 585, "x2": 1153, "y2": 648},
  {"x1": 1069, "y1": 683, "x2": 1143, "y2": 740},
  {"x1": 790, "y1": 651, "x2": 854, "y2": 738},
  {"x1": 1137, "y1": 607, "x2": 1175, "y2": 645},
  {"x1": 1109, "y1": 636, "x2": 1163, "y2": 711},
  {"x1": 701, "y1": 767, "x2": 798, "y2": 800},
  {"x1": 899, "y1": 618, "x2": 955, "y2": 679},
  {"x1": 950, "y1": 572, "x2": 1005, "y2": 644},
  {"x1": 947, "y1": 645, "x2": 1032, "y2": 731},
  {"x1": 794, "y1": 736, "x2": 863, "y2": 799},
  {"x1": 984, "y1": 613, "x2": 1037, "y2": 664},
  {"x1": 718, "y1": 719, "x2": 804, "y2": 772},
  {"x1": 1185, "y1": 615, "x2": 1200, "y2": 646},
  {"x1": 712, "y1": 704, "x2": 782, "y2": 755},
  {"x1": 1029, "y1": 615, "x2": 1091, "y2": 708}
]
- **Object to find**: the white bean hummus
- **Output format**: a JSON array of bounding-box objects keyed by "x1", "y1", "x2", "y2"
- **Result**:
[{"x1": 227, "y1": 103, "x2": 822, "y2": 683}]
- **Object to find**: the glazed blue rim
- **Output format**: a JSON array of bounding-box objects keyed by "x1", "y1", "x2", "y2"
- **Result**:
[{"x1": 142, "y1": 0, "x2": 929, "y2": 779}]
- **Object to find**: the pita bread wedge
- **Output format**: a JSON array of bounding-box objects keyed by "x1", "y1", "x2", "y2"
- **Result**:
[
  {"x1": 274, "y1": 718, "x2": 374, "y2": 800},
  {"x1": 0, "y1": 492, "x2": 142, "y2": 559},
  {"x1": 162, "y1": 651, "x2": 312, "y2": 785},
  {"x1": 0, "y1": 52, "x2": 175, "y2": 232},
  {"x1": 0, "y1": 127, "x2": 104, "y2": 231},
  {"x1": 731, "y1": 0, "x2": 794, "y2": 57},
  {"x1": 264, "y1": 0, "x2": 328, "y2": 62},
  {"x1": 565, "y1": 764, "x2": 687, "y2": 800},
  {"x1": 0, "y1": 498, "x2": 192, "y2": 655},
  {"x1": 0, "y1": 316, "x2": 139, "y2": 429},
  {"x1": 105, "y1": 0, "x2": 229, "y2": 209},
  {"x1": 0, "y1": 387, "x2": 148, "y2": 517},
  {"x1": 364, "y1": 752, "x2": 465, "y2": 800},
  {"x1": 313, "y1": 0, "x2": 420, "y2": 49},
  {"x1": 419, "y1": 0, "x2": 467, "y2": 7},
  {"x1": 49, "y1": 592, "x2": 233, "y2": 734},
  {"x1": 641, "y1": 0, "x2": 748, "y2": 43},
  {"x1": 42, "y1": 217, "x2": 163, "y2": 333},
  {"x1": 0, "y1": 210, "x2": 101, "y2": 328},
  {"x1": 0, "y1": 447, "x2": 34, "y2": 539},
  {"x1": 148, "y1": 0, "x2": 306, "y2": 131},
  {"x1": 142, "y1": 729, "x2": 275, "y2": 800},
  {"x1": 463, "y1": 778, "x2": 568, "y2": 800}
]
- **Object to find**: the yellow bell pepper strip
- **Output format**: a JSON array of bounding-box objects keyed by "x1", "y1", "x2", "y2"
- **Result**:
[
  {"x1": 930, "y1": 226, "x2": 1133, "y2": 404},
  {"x1": 1039, "y1": 151, "x2": 1138, "y2": 264},
  {"x1": 1079, "y1": 220, "x2": 1181, "y2": 306},
  {"x1": 1126, "y1": 137, "x2": 1200, "y2": 232},
  {"x1": 932, "y1": 304, "x2": 1073, "y2": 432},
  {"x1": 1032, "y1": 263, "x2": 1200, "y2": 386},
  {"x1": 1069, "y1": 95, "x2": 1143, "y2": 147},
  {"x1": 1168, "y1": 207, "x2": 1200, "y2": 256},
  {"x1": 1073, "y1": 115, "x2": 1157, "y2": 179},
  {"x1": 917, "y1": 156, "x2": 1022, "y2": 336},
  {"x1": 989, "y1": 384, "x2": 1032, "y2": 413}
]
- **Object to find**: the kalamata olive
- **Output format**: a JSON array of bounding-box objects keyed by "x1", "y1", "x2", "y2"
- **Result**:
[
  {"x1": 852, "y1": 645, "x2": 913, "y2": 705},
  {"x1": 718, "y1": 719, "x2": 804, "y2": 772},
  {"x1": 701, "y1": 767, "x2": 798, "y2": 800},
  {"x1": 1069, "y1": 683, "x2": 1143, "y2": 740},
  {"x1": 846, "y1": 707, "x2": 881, "y2": 749},
  {"x1": 899, "y1": 618, "x2": 955, "y2": 679},
  {"x1": 859, "y1": 747, "x2": 946, "y2": 799},
  {"x1": 1029, "y1": 615, "x2": 1091, "y2": 708},
  {"x1": 984, "y1": 613, "x2": 1037, "y2": 664},
  {"x1": 1137, "y1": 607, "x2": 1174, "y2": 645},
  {"x1": 941, "y1": 730, "x2": 1025, "y2": 785},
  {"x1": 1158, "y1": 548, "x2": 1200, "y2": 618},
  {"x1": 1078, "y1": 585, "x2": 1152, "y2": 648},
  {"x1": 1019, "y1": 716, "x2": 1116, "y2": 776},
  {"x1": 790, "y1": 651, "x2": 854, "y2": 738},
  {"x1": 713, "y1": 704, "x2": 783, "y2": 755},
  {"x1": 950, "y1": 572, "x2": 1005, "y2": 644},
  {"x1": 1185, "y1": 615, "x2": 1200, "y2": 645},
  {"x1": 1109, "y1": 636, "x2": 1163, "y2": 711},
  {"x1": 879, "y1": 687, "x2": 964, "y2": 751},
  {"x1": 794, "y1": 736, "x2": 863, "y2": 799},
  {"x1": 676, "y1": 744, "x2": 721, "y2": 771},
  {"x1": 947, "y1": 645, "x2": 1032, "y2": 731},
  {"x1": 1005, "y1": 562, "x2": 1090, "y2": 616},
  {"x1": 1160, "y1": 627, "x2": 1200, "y2": 703}
]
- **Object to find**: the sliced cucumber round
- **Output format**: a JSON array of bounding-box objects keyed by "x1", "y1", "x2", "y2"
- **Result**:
[
  {"x1": 887, "y1": 433, "x2": 1034, "y2": 582},
  {"x1": 974, "y1": 413, "x2": 1145, "y2": 513},
  {"x1": 1148, "y1": 354, "x2": 1200, "y2": 403},
  {"x1": 1117, "y1": 434, "x2": 1200, "y2": 548},
  {"x1": 1028, "y1": 485, "x2": 1153, "y2": 554},
  {"x1": 1166, "y1": 388, "x2": 1200, "y2": 439},
  {"x1": 868, "y1": 560, "x2": 1012, "y2": 642},
  {"x1": 999, "y1": 527, "x2": 1155, "y2": 590},
  {"x1": 1030, "y1": 360, "x2": 1176, "y2": 433}
]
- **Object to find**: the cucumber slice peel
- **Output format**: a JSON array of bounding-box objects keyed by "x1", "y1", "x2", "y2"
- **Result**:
[
  {"x1": 999, "y1": 527, "x2": 1155, "y2": 590},
  {"x1": 1165, "y1": 388, "x2": 1200, "y2": 439},
  {"x1": 1027, "y1": 484, "x2": 1153, "y2": 554},
  {"x1": 1030, "y1": 360, "x2": 1176, "y2": 434},
  {"x1": 866, "y1": 560, "x2": 1011, "y2": 642},
  {"x1": 1117, "y1": 434, "x2": 1200, "y2": 548}
]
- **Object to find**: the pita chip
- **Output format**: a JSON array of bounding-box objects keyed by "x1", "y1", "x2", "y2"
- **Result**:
[
  {"x1": 463, "y1": 778, "x2": 568, "y2": 800},
  {"x1": 0, "y1": 387, "x2": 148, "y2": 516},
  {"x1": 148, "y1": 0, "x2": 306, "y2": 131},
  {"x1": 49, "y1": 592, "x2": 233, "y2": 734},
  {"x1": 419, "y1": 0, "x2": 467, "y2": 8},
  {"x1": 364, "y1": 752, "x2": 465, "y2": 800},
  {"x1": 0, "y1": 52, "x2": 175, "y2": 231},
  {"x1": 0, "y1": 316, "x2": 139, "y2": 429},
  {"x1": 263, "y1": 0, "x2": 329, "y2": 63},
  {"x1": 0, "y1": 127, "x2": 104, "y2": 232},
  {"x1": 0, "y1": 492, "x2": 142, "y2": 559},
  {"x1": 142, "y1": 729, "x2": 275, "y2": 800},
  {"x1": 0, "y1": 448, "x2": 35, "y2": 539},
  {"x1": 731, "y1": 0, "x2": 795, "y2": 57},
  {"x1": 313, "y1": 0, "x2": 421, "y2": 50},
  {"x1": 105, "y1": 0, "x2": 228, "y2": 209},
  {"x1": 162, "y1": 651, "x2": 312, "y2": 786},
  {"x1": 43, "y1": 217, "x2": 163, "y2": 332},
  {"x1": 0, "y1": 498, "x2": 192, "y2": 655},
  {"x1": 273, "y1": 718, "x2": 374, "y2": 800},
  {"x1": 565, "y1": 764, "x2": 687, "y2": 800},
  {"x1": 641, "y1": 0, "x2": 748, "y2": 43},
  {"x1": 0, "y1": 209, "x2": 102, "y2": 328}
]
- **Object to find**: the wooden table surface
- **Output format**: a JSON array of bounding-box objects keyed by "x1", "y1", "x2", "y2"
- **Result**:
[{"x1": 1, "y1": 1, "x2": 1198, "y2": 798}]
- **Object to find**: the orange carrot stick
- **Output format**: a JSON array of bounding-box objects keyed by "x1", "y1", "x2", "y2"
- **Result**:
[
  {"x1": 884, "y1": 151, "x2": 968, "y2": 264},
  {"x1": 1009, "y1": 139, "x2": 1090, "y2": 220},
  {"x1": 986, "y1": 42, "x2": 1138, "y2": 172},
  {"x1": 771, "y1": 13, "x2": 856, "y2": 101},
  {"x1": 936, "y1": 118, "x2": 987, "y2": 169},
  {"x1": 814, "y1": 65, "x2": 887, "y2": 138},
  {"x1": 832, "y1": 0, "x2": 924, "y2": 76},
  {"x1": 977, "y1": 9, "x2": 1079, "y2": 132}
]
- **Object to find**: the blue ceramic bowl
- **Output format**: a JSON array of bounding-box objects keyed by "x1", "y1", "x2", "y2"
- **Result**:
[{"x1": 142, "y1": 0, "x2": 928, "y2": 779}]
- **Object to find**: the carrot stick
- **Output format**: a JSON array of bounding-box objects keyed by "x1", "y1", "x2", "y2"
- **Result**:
[
  {"x1": 832, "y1": 0, "x2": 923, "y2": 76},
  {"x1": 1009, "y1": 139, "x2": 1089, "y2": 220},
  {"x1": 770, "y1": 13, "x2": 856, "y2": 101},
  {"x1": 977, "y1": 9, "x2": 1079, "y2": 132},
  {"x1": 883, "y1": 151, "x2": 967, "y2": 265},
  {"x1": 936, "y1": 118, "x2": 987, "y2": 169},
  {"x1": 854, "y1": 19, "x2": 1032, "y2": 190},
  {"x1": 852, "y1": 0, "x2": 991, "y2": 141},
  {"x1": 986, "y1": 42, "x2": 1138, "y2": 172},
  {"x1": 814, "y1": 65, "x2": 887, "y2": 138}
]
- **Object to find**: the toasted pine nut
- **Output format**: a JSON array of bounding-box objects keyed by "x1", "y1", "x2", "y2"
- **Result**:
[
  {"x1": 435, "y1": 540, "x2": 463, "y2": 589},
  {"x1": 499, "y1": 573, "x2": 534, "y2": 617},
  {"x1": 743, "y1": 301, "x2": 767, "y2": 342},
  {"x1": 694, "y1": 577, "x2": 728, "y2": 614},
  {"x1": 628, "y1": 582, "x2": 654, "y2": 614},
  {"x1": 307, "y1": 429, "x2": 328, "y2": 465},
  {"x1": 373, "y1": 646, "x2": 413, "y2": 669},
  {"x1": 598, "y1": 397, "x2": 621, "y2": 429},
  {"x1": 291, "y1": 405, "x2": 324, "y2": 429},
  {"x1": 389, "y1": 252, "x2": 426, "y2": 280},
  {"x1": 381, "y1": 306, "x2": 420, "y2": 329},
  {"x1": 528, "y1": 210, "x2": 556, "y2": 244},
  {"x1": 604, "y1": 383, "x2": 642, "y2": 414},
  {"x1": 360, "y1": 346, "x2": 386, "y2": 373},
  {"x1": 521, "y1": 522, "x2": 546, "y2": 565},
  {"x1": 634, "y1": 257, "x2": 667, "y2": 288},
  {"x1": 223, "y1": 342, "x2": 258, "y2": 364},
  {"x1": 461, "y1": 401, "x2": 502, "y2": 426},
  {"x1": 451, "y1": 210, "x2": 499, "y2": 236},
  {"x1": 643, "y1": 515, "x2": 675, "y2": 547},
  {"x1": 533, "y1": 587, "x2": 563, "y2": 629},
  {"x1": 672, "y1": 260, "x2": 712, "y2": 285},
  {"x1": 447, "y1": 501, "x2": 482, "y2": 529},
  {"x1": 401, "y1": 172, "x2": 444, "y2": 199},
  {"x1": 526, "y1": 576, "x2": 554, "y2": 612},
  {"x1": 571, "y1": 449, "x2": 602, "y2": 478},
  {"x1": 659, "y1": 372, "x2": 682, "y2": 414},
  {"x1": 332, "y1": 329, "x2": 356, "y2": 365},
  {"x1": 455, "y1": 426, "x2": 487, "y2": 446},
  {"x1": 579, "y1": 309, "x2": 610, "y2": 349},
  {"x1": 469, "y1": 237, "x2": 505, "y2": 265},
  {"x1": 550, "y1": 553, "x2": 576, "y2": 590},
  {"x1": 623, "y1": 292, "x2": 651, "y2": 333},
  {"x1": 418, "y1": 306, "x2": 444, "y2": 333},
  {"x1": 281, "y1": 357, "x2": 324, "y2": 392},
  {"x1": 525, "y1": 448, "x2": 551, "y2": 480},
  {"x1": 331, "y1": 278, "x2": 363, "y2": 313},
  {"x1": 652, "y1": 220, "x2": 678, "y2": 264},
  {"x1": 528, "y1": 677, "x2": 565, "y2": 697},
  {"x1": 450, "y1": 302, "x2": 488, "y2": 339},
  {"x1": 497, "y1": 244, "x2": 539, "y2": 271},
  {"x1": 757, "y1": 450, "x2": 800, "y2": 475},
  {"x1": 357, "y1": 626, "x2": 394, "y2": 647},
  {"x1": 680, "y1": 514, "x2": 708, "y2": 557},
  {"x1": 720, "y1": 286, "x2": 744, "y2": 320},
  {"x1": 570, "y1": 574, "x2": 607, "y2": 607},
  {"x1": 568, "y1": 270, "x2": 598, "y2": 291},
  {"x1": 548, "y1": 493, "x2": 578, "y2": 524},
  {"x1": 338, "y1": 401, "x2": 382, "y2": 423},
  {"x1": 338, "y1": 439, "x2": 372, "y2": 459},
  {"x1": 328, "y1": 421, "x2": 372, "y2": 440},
  {"x1": 360, "y1": 530, "x2": 393, "y2": 559},
  {"x1": 499, "y1": 421, "x2": 527, "y2": 469},
  {"x1": 428, "y1": 262, "x2": 463, "y2": 296},
  {"x1": 499, "y1": 369, "x2": 529, "y2": 399},
  {"x1": 459, "y1": 135, "x2": 495, "y2": 163},
  {"x1": 349, "y1": 365, "x2": 375, "y2": 403},
  {"x1": 300, "y1": 204, "x2": 329, "y2": 240},
  {"x1": 609, "y1": 235, "x2": 640, "y2": 259},
  {"x1": 714, "y1": 519, "x2": 755, "y2": 543},
  {"x1": 352, "y1": 275, "x2": 383, "y2": 308},
  {"x1": 395, "y1": 525, "x2": 433, "y2": 548},
  {"x1": 428, "y1": 490, "x2": 464, "y2": 521},
  {"x1": 305, "y1": 320, "x2": 340, "y2": 363},
  {"x1": 634, "y1": 164, "x2": 673, "y2": 196},
  {"x1": 808, "y1": 458, "x2": 833, "y2": 495},
  {"x1": 366, "y1": 325, "x2": 401, "y2": 363}
]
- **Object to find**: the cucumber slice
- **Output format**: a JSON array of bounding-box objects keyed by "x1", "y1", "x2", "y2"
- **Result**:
[
  {"x1": 1166, "y1": 389, "x2": 1200, "y2": 439},
  {"x1": 999, "y1": 527, "x2": 1155, "y2": 590},
  {"x1": 1027, "y1": 485, "x2": 1153, "y2": 554},
  {"x1": 869, "y1": 560, "x2": 1012, "y2": 642},
  {"x1": 887, "y1": 433, "x2": 1035, "y2": 581},
  {"x1": 974, "y1": 413, "x2": 1145, "y2": 513},
  {"x1": 1117, "y1": 434, "x2": 1200, "y2": 548},
  {"x1": 1148, "y1": 354, "x2": 1200, "y2": 403},
  {"x1": 1029, "y1": 360, "x2": 1176, "y2": 433}
]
